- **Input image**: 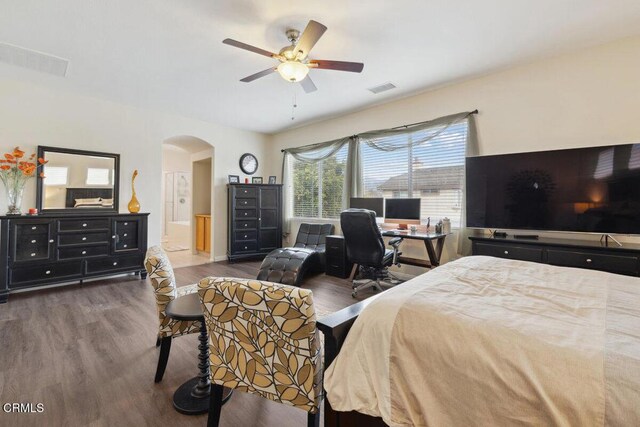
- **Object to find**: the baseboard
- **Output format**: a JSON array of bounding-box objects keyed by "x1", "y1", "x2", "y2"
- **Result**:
[{"x1": 214, "y1": 255, "x2": 228, "y2": 262}]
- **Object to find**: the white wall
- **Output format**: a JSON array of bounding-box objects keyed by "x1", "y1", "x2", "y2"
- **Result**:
[
  {"x1": 162, "y1": 146, "x2": 191, "y2": 173},
  {"x1": 266, "y1": 35, "x2": 640, "y2": 265},
  {"x1": 0, "y1": 77, "x2": 268, "y2": 260}
]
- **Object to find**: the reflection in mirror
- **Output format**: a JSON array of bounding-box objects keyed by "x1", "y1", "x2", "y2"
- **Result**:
[{"x1": 42, "y1": 152, "x2": 116, "y2": 209}]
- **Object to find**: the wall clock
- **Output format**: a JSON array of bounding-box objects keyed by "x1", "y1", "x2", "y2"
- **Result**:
[{"x1": 239, "y1": 153, "x2": 258, "y2": 175}]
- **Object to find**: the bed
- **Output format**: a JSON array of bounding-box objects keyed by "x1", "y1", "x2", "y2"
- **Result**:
[
  {"x1": 318, "y1": 256, "x2": 640, "y2": 426},
  {"x1": 65, "y1": 188, "x2": 114, "y2": 208}
]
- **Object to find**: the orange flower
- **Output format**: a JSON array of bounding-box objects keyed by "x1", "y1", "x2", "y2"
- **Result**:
[
  {"x1": 38, "y1": 157, "x2": 48, "y2": 165},
  {"x1": 4, "y1": 153, "x2": 14, "y2": 161},
  {"x1": 13, "y1": 148, "x2": 25, "y2": 158},
  {"x1": 0, "y1": 165, "x2": 10, "y2": 171}
]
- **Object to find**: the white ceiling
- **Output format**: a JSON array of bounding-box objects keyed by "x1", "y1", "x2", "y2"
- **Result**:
[{"x1": 2, "y1": 0, "x2": 640, "y2": 134}]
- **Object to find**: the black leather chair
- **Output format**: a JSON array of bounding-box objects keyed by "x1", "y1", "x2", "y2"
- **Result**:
[
  {"x1": 340, "y1": 209, "x2": 403, "y2": 297},
  {"x1": 257, "y1": 223, "x2": 334, "y2": 286}
]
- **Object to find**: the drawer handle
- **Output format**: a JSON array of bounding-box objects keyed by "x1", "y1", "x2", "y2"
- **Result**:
[
  {"x1": 49, "y1": 239, "x2": 54, "y2": 243},
  {"x1": 113, "y1": 262, "x2": 118, "y2": 266},
  {"x1": 244, "y1": 212, "x2": 248, "y2": 216},
  {"x1": 244, "y1": 224, "x2": 248, "y2": 227},
  {"x1": 31, "y1": 226, "x2": 37, "y2": 230},
  {"x1": 82, "y1": 250, "x2": 87, "y2": 255},
  {"x1": 82, "y1": 223, "x2": 87, "y2": 227},
  {"x1": 82, "y1": 237, "x2": 87, "y2": 241},
  {"x1": 244, "y1": 246, "x2": 248, "y2": 250},
  {"x1": 45, "y1": 270, "x2": 51, "y2": 275},
  {"x1": 244, "y1": 190, "x2": 248, "y2": 193},
  {"x1": 244, "y1": 234, "x2": 248, "y2": 238},
  {"x1": 123, "y1": 244, "x2": 128, "y2": 248},
  {"x1": 124, "y1": 233, "x2": 128, "y2": 237},
  {"x1": 31, "y1": 239, "x2": 36, "y2": 244},
  {"x1": 31, "y1": 253, "x2": 36, "y2": 257},
  {"x1": 586, "y1": 258, "x2": 592, "y2": 263},
  {"x1": 504, "y1": 250, "x2": 509, "y2": 255},
  {"x1": 124, "y1": 222, "x2": 128, "y2": 226}
]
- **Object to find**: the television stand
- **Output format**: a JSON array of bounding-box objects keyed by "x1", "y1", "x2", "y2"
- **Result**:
[{"x1": 600, "y1": 234, "x2": 623, "y2": 247}]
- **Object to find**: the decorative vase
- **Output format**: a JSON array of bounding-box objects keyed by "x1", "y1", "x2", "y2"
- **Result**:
[
  {"x1": 4, "y1": 180, "x2": 26, "y2": 215},
  {"x1": 128, "y1": 169, "x2": 140, "y2": 213}
]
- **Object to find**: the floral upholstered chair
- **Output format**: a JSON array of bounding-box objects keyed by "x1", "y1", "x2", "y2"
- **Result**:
[
  {"x1": 197, "y1": 277, "x2": 323, "y2": 427},
  {"x1": 144, "y1": 245, "x2": 200, "y2": 382}
]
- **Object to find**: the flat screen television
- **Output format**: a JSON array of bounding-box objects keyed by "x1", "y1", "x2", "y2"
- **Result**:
[
  {"x1": 466, "y1": 143, "x2": 640, "y2": 234},
  {"x1": 350, "y1": 197, "x2": 384, "y2": 217},
  {"x1": 385, "y1": 198, "x2": 421, "y2": 220}
]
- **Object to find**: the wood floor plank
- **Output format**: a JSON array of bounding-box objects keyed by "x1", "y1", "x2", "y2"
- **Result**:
[{"x1": 0, "y1": 260, "x2": 370, "y2": 427}]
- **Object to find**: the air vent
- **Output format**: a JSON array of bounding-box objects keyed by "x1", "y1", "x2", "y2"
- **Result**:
[
  {"x1": 368, "y1": 82, "x2": 396, "y2": 94},
  {"x1": 0, "y1": 43, "x2": 69, "y2": 77}
]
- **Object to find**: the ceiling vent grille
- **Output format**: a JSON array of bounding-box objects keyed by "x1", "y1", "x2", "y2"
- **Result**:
[
  {"x1": 0, "y1": 43, "x2": 69, "y2": 77},
  {"x1": 368, "y1": 82, "x2": 396, "y2": 94}
]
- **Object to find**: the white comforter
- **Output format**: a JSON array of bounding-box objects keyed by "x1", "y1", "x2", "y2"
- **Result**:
[{"x1": 324, "y1": 256, "x2": 640, "y2": 426}]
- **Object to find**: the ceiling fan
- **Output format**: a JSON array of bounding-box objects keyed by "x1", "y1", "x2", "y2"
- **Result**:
[{"x1": 222, "y1": 20, "x2": 364, "y2": 93}]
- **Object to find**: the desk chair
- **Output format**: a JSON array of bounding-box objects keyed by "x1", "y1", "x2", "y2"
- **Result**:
[{"x1": 340, "y1": 209, "x2": 404, "y2": 297}]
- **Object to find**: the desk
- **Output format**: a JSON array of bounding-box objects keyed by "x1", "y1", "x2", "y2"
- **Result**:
[
  {"x1": 165, "y1": 293, "x2": 232, "y2": 415},
  {"x1": 381, "y1": 231, "x2": 449, "y2": 268}
]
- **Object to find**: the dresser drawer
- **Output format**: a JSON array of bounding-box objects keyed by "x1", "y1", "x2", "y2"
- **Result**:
[
  {"x1": 59, "y1": 232, "x2": 110, "y2": 246},
  {"x1": 236, "y1": 198, "x2": 257, "y2": 208},
  {"x1": 86, "y1": 256, "x2": 143, "y2": 275},
  {"x1": 59, "y1": 218, "x2": 110, "y2": 232},
  {"x1": 235, "y1": 230, "x2": 257, "y2": 241},
  {"x1": 547, "y1": 250, "x2": 638, "y2": 275},
  {"x1": 115, "y1": 237, "x2": 138, "y2": 251},
  {"x1": 235, "y1": 208, "x2": 257, "y2": 219},
  {"x1": 474, "y1": 242, "x2": 543, "y2": 263},
  {"x1": 16, "y1": 223, "x2": 51, "y2": 235},
  {"x1": 236, "y1": 187, "x2": 257, "y2": 198},
  {"x1": 234, "y1": 241, "x2": 257, "y2": 253},
  {"x1": 10, "y1": 262, "x2": 82, "y2": 286},
  {"x1": 59, "y1": 245, "x2": 109, "y2": 260},
  {"x1": 235, "y1": 220, "x2": 257, "y2": 230}
]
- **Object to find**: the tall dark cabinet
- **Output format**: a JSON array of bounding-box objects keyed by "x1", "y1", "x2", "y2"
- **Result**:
[{"x1": 227, "y1": 184, "x2": 282, "y2": 262}]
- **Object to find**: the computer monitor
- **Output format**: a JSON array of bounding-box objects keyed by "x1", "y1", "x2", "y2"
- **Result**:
[
  {"x1": 349, "y1": 197, "x2": 384, "y2": 217},
  {"x1": 385, "y1": 198, "x2": 421, "y2": 221}
]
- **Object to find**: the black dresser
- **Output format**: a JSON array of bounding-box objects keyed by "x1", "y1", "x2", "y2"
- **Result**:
[
  {"x1": 227, "y1": 184, "x2": 282, "y2": 262},
  {"x1": 325, "y1": 235, "x2": 354, "y2": 279},
  {"x1": 0, "y1": 213, "x2": 149, "y2": 303},
  {"x1": 470, "y1": 235, "x2": 640, "y2": 276}
]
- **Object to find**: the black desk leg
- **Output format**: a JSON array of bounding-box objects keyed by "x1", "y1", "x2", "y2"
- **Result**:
[{"x1": 424, "y1": 237, "x2": 445, "y2": 267}]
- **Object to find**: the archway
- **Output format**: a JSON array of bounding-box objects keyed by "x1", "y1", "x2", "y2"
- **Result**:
[{"x1": 161, "y1": 136, "x2": 215, "y2": 268}]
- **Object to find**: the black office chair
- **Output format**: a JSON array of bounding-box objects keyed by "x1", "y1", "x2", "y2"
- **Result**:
[{"x1": 340, "y1": 209, "x2": 404, "y2": 297}]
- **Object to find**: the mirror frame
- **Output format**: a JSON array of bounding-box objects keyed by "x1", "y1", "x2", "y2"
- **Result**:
[{"x1": 36, "y1": 146, "x2": 120, "y2": 214}]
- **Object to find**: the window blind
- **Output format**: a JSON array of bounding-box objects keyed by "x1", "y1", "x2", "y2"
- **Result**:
[
  {"x1": 86, "y1": 168, "x2": 111, "y2": 185},
  {"x1": 292, "y1": 144, "x2": 348, "y2": 219},
  {"x1": 362, "y1": 120, "x2": 468, "y2": 227}
]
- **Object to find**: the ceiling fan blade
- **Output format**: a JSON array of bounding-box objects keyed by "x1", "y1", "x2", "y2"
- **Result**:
[
  {"x1": 299, "y1": 75, "x2": 317, "y2": 93},
  {"x1": 240, "y1": 67, "x2": 277, "y2": 82},
  {"x1": 309, "y1": 60, "x2": 364, "y2": 73},
  {"x1": 293, "y1": 20, "x2": 327, "y2": 59},
  {"x1": 222, "y1": 38, "x2": 277, "y2": 58}
]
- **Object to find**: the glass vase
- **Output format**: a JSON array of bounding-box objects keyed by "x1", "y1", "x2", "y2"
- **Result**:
[{"x1": 5, "y1": 181, "x2": 25, "y2": 215}]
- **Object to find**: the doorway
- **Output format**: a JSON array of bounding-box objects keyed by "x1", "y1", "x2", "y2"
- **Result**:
[{"x1": 161, "y1": 136, "x2": 214, "y2": 268}]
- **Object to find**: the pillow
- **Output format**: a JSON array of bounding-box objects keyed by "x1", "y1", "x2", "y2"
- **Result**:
[
  {"x1": 101, "y1": 198, "x2": 113, "y2": 207},
  {"x1": 74, "y1": 198, "x2": 101, "y2": 207}
]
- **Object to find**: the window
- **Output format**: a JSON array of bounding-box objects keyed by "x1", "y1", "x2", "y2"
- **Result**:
[
  {"x1": 362, "y1": 120, "x2": 468, "y2": 227},
  {"x1": 43, "y1": 166, "x2": 68, "y2": 186},
  {"x1": 86, "y1": 168, "x2": 111, "y2": 185},
  {"x1": 291, "y1": 145, "x2": 348, "y2": 218}
]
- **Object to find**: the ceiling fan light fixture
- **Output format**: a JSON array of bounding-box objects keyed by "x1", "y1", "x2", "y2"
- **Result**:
[{"x1": 277, "y1": 60, "x2": 309, "y2": 82}]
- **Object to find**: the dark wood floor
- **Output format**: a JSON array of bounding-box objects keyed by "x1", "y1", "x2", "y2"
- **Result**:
[{"x1": 0, "y1": 260, "x2": 364, "y2": 427}]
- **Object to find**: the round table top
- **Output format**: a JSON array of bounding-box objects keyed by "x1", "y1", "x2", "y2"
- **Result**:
[{"x1": 166, "y1": 293, "x2": 204, "y2": 322}]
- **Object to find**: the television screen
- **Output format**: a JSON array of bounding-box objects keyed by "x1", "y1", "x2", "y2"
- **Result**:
[
  {"x1": 466, "y1": 143, "x2": 640, "y2": 234},
  {"x1": 350, "y1": 197, "x2": 384, "y2": 217},
  {"x1": 385, "y1": 198, "x2": 421, "y2": 220}
]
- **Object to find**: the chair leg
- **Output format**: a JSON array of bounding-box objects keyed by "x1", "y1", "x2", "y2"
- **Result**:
[
  {"x1": 207, "y1": 384, "x2": 224, "y2": 427},
  {"x1": 154, "y1": 337, "x2": 172, "y2": 383},
  {"x1": 155, "y1": 336, "x2": 161, "y2": 347},
  {"x1": 307, "y1": 411, "x2": 320, "y2": 427}
]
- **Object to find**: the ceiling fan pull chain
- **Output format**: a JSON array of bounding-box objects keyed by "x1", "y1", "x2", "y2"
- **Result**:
[{"x1": 291, "y1": 92, "x2": 297, "y2": 121}]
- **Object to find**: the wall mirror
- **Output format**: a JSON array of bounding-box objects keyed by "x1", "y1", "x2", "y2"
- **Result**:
[{"x1": 36, "y1": 146, "x2": 120, "y2": 213}]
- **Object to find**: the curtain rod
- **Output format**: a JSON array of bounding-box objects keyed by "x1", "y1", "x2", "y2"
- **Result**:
[{"x1": 280, "y1": 109, "x2": 478, "y2": 152}]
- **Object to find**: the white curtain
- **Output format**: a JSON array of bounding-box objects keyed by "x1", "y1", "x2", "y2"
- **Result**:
[{"x1": 457, "y1": 114, "x2": 479, "y2": 256}]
